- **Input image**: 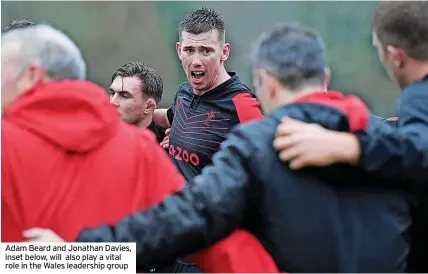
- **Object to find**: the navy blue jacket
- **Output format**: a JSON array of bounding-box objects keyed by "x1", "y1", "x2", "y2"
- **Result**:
[
  {"x1": 356, "y1": 75, "x2": 428, "y2": 188},
  {"x1": 354, "y1": 75, "x2": 428, "y2": 273},
  {"x1": 77, "y1": 91, "x2": 414, "y2": 272}
]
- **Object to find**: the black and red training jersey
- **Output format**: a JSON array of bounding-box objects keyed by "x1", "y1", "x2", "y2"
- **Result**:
[{"x1": 166, "y1": 72, "x2": 263, "y2": 180}]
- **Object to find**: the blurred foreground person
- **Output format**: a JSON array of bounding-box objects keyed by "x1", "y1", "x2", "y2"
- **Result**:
[
  {"x1": 27, "y1": 22, "x2": 415, "y2": 272},
  {"x1": 109, "y1": 61, "x2": 166, "y2": 143},
  {"x1": 272, "y1": 2, "x2": 428, "y2": 271},
  {"x1": 4, "y1": 24, "x2": 276, "y2": 273},
  {"x1": 1, "y1": 24, "x2": 184, "y2": 242}
]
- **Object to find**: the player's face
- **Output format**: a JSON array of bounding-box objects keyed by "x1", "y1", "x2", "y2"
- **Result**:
[
  {"x1": 176, "y1": 30, "x2": 230, "y2": 93},
  {"x1": 372, "y1": 31, "x2": 407, "y2": 89},
  {"x1": 109, "y1": 76, "x2": 152, "y2": 126}
]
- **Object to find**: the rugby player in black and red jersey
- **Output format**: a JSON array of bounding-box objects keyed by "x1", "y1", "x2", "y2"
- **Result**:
[{"x1": 153, "y1": 8, "x2": 263, "y2": 181}]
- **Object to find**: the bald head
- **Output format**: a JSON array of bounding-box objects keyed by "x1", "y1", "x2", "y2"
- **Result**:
[{"x1": 1, "y1": 24, "x2": 86, "y2": 115}]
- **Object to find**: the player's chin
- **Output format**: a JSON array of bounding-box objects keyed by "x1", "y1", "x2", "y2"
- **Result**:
[{"x1": 189, "y1": 81, "x2": 208, "y2": 92}]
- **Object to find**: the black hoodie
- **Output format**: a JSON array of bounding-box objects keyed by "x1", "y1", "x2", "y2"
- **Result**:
[{"x1": 77, "y1": 91, "x2": 415, "y2": 272}]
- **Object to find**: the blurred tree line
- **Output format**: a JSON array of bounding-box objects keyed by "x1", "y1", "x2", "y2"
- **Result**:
[{"x1": 2, "y1": 1, "x2": 400, "y2": 117}]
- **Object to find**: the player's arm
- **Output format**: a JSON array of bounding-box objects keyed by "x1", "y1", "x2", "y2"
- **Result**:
[
  {"x1": 76, "y1": 127, "x2": 259, "y2": 267},
  {"x1": 275, "y1": 91, "x2": 428, "y2": 189},
  {"x1": 232, "y1": 93, "x2": 264, "y2": 124},
  {"x1": 353, "y1": 93, "x2": 428, "y2": 188},
  {"x1": 153, "y1": 109, "x2": 171, "y2": 128},
  {"x1": 154, "y1": 87, "x2": 180, "y2": 128}
]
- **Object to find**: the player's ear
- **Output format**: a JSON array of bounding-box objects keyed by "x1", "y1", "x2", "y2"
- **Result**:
[
  {"x1": 221, "y1": 43, "x2": 231, "y2": 63},
  {"x1": 176, "y1": 42, "x2": 182, "y2": 60},
  {"x1": 259, "y1": 70, "x2": 277, "y2": 100},
  {"x1": 386, "y1": 45, "x2": 407, "y2": 69},
  {"x1": 144, "y1": 98, "x2": 157, "y2": 114},
  {"x1": 323, "y1": 67, "x2": 331, "y2": 90}
]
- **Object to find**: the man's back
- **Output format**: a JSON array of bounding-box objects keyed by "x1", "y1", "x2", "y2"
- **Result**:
[
  {"x1": 234, "y1": 92, "x2": 414, "y2": 272},
  {"x1": 71, "y1": 92, "x2": 413, "y2": 272},
  {"x1": 1, "y1": 80, "x2": 184, "y2": 241}
]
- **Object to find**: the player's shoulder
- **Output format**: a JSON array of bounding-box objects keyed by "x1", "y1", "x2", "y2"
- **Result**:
[
  {"x1": 401, "y1": 78, "x2": 428, "y2": 102},
  {"x1": 229, "y1": 91, "x2": 263, "y2": 124}
]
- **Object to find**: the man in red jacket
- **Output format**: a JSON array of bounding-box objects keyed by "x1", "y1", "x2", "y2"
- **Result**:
[
  {"x1": 3, "y1": 24, "x2": 276, "y2": 273},
  {"x1": 1, "y1": 24, "x2": 184, "y2": 242}
]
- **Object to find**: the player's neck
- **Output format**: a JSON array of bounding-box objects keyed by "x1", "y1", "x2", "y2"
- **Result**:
[
  {"x1": 195, "y1": 69, "x2": 230, "y2": 96},
  {"x1": 217, "y1": 68, "x2": 232, "y2": 86},
  {"x1": 137, "y1": 113, "x2": 153, "y2": 129},
  {"x1": 405, "y1": 62, "x2": 428, "y2": 86},
  {"x1": 277, "y1": 85, "x2": 326, "y2": 108}
]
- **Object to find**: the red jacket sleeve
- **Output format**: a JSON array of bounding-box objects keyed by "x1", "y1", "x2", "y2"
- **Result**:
[{"x1": 231, "y1": 93, "x2": 264, "y2": 124}]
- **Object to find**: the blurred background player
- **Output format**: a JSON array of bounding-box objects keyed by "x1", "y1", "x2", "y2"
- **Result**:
[
  {"x1": 109, "y1": 61, "x2": 166, "y2": 143},
  {"x1": 273, "y1": 1, "x2": 428, "y2": 271}
]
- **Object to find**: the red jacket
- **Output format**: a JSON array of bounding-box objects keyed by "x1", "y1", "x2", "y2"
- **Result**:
[
  {"x1": 1, "y1": 80, "x2": 277, "y2": 272},
  {"x1": 1, "y1": 80, "x2": 185, "y2": 242}
]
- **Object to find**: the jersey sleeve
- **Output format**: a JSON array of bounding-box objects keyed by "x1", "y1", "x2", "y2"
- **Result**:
[
  {"x1": 231, "y1": 93, "x2": 264, "y2": 125},
  {"x1": 167, "y1": 107, "x2": 174, "y2": 126}
]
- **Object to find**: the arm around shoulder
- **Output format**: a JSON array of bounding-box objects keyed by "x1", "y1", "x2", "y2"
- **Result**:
[
  {"x1": 153, "y1": 109, "x2": 170, "y2": 128},
  {"x1": 76, "y1": 127, "x2": 260, "y2": 267}
]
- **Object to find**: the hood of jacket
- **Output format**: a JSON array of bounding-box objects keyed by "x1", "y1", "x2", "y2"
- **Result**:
[
  {"x1": 272, "y1": 90, "x2": 369, "y2": 132},
  {"x1": 3, "y1": 80, "x2": 120, "y2": 153}
]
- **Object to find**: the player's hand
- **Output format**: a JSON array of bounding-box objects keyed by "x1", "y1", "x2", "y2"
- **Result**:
[
  {"x1": 160, "y1": 128, "x2": 171, "y2": 149},
  {"x1": 273, "y1": 117, "x2": 360, "y2": 169},
  {"x1": 23, "y1": 228, "x2": 65, "y2": 242}
]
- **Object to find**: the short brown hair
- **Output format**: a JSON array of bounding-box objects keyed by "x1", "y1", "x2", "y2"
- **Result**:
[
  {"x1": 372, "y1": 1, "x2": 428, "y2": 60},
  {"x1": 178, "y1": 7, "x2": 225, "y2": 44},
  {"x1": 111, "y1": 61, "x2": 163, "y2": 103}
]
